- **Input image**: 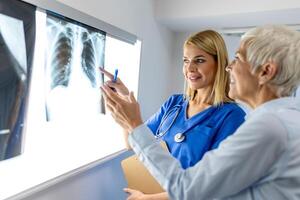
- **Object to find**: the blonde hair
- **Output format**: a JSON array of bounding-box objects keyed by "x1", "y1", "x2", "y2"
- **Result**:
[
  {"x1": 184, "y1": 30, "x2": 231, "y2": 105},
  {"x1": 241, "y1": 25, "x2": 300, "y2": 97}
]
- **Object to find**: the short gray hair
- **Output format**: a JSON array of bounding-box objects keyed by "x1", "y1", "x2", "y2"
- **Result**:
[{"x1": 241, "y1": 25, "x2": 300, "y2": 97}]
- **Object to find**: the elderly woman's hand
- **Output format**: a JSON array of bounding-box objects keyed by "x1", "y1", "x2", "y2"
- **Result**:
[
  {"x1": 101, "y1": 84, "x2": 143, "y2": 133},
  {"x1": 99, "y1": 68, "x2": 129, "y2": 96}
]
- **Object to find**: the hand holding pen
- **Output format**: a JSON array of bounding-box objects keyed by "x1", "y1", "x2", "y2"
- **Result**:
[
  {"x1": 100, "y1": 71, "x2": 143, "y2": 134},
  {"x1": 100, "y1": 67, "x2": 136, "y2": 149},
  {"x1": 99, "y1": 67, "x2": 129, "y2": 96}
]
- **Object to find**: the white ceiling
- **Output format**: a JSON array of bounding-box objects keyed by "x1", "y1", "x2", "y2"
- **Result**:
[{"x1": 153, "y1": 0, "x2": 300, "y2": 32}]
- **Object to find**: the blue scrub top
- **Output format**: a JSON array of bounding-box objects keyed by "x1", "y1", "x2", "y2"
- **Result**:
[{"x1": 146, "y1": 94, "x2": 246, "y2": 169}]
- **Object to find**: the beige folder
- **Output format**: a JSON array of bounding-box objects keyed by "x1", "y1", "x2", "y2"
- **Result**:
[{"x1": 121, "y1": 142, "x2": 167, "y2": 194}]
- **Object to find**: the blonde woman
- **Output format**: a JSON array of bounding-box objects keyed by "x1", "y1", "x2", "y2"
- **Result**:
[
  {"x1": 103, "y1": 25, "x2": 300, "y2": 200},
  {"x1": 101, "y1": 30, "x2": 245, "y2": 200}
]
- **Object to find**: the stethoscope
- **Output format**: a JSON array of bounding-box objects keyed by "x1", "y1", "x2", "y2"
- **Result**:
[{"x1": 155, "y1": 104, "x2": 186, "y2": 143}]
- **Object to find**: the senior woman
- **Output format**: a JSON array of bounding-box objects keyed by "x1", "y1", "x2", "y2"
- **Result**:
[{"x1": 101, "y1": 25, "x2": 300, "y2": 200}]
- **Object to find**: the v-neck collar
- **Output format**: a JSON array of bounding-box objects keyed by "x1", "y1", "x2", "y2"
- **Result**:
[
  {"x1": 169, "y1": 100, "x2": 217, "y2": 135},
  {"x1": 183, "y1": 100, "x2": 215, "y2": 121}
]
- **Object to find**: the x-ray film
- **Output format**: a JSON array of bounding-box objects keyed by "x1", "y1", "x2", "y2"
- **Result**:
[
  {"x1": 0, "y1": 13, "x2": 28, "y2": 160},
  {"x1": 44, "y1": 13, "x2": 106, "y2": 121}
]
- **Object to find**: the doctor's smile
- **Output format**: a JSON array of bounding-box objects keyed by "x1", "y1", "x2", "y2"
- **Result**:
[{"x1": 187, "y1": 74, "x2": 202, "y2": 82}]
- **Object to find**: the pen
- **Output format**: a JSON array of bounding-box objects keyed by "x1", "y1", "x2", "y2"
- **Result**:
[{"x1": 113, "y1": 69, "x2": 118, "y2": 83}]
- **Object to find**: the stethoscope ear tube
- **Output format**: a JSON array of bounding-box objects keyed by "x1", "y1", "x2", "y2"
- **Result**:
[{"x1": 155, "y1": 104, "x2": 182, "y2": 139}]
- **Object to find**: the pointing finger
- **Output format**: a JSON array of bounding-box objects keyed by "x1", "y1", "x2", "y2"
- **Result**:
[{"x1": 99, "y1": 67, "x2": 114, "y2": 80}]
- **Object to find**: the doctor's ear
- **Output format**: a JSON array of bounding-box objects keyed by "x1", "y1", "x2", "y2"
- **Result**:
[{"x1": 257, "y1": 62, "x2": 278, "y2": 85}]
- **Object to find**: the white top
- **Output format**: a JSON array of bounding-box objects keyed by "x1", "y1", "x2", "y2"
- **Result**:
[{"x1": 128, "y1": 97, "x2": 300, "y2": 200}]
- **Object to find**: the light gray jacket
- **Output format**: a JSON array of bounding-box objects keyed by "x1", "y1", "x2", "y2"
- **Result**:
[{"x1": 128, "y1": 97, "x2": 300, "y2": 200}]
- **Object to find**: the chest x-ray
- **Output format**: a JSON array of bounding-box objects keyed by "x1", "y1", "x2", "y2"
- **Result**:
[
  {"x1": 0, "y1": 14, "x2": 27, "y2": 160},
  {"x1": 44, "y1": 13, "x2": 106, "y2": 122}
]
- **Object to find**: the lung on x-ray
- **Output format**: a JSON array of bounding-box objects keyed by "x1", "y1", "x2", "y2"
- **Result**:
[{"x1": 44, "y1": 12, "x2": 106, "y2": 122}]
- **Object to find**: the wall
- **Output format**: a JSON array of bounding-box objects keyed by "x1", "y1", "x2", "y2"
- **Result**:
[
  {"x1": 168, "y1": 32, "x2": 188, "y2": 94},
  {"x1": 154, "y1": 0, "x2": 300, "y2": 20},
  {"x1": 152, "y1": 0, "x2": 300, "y2": 32}
]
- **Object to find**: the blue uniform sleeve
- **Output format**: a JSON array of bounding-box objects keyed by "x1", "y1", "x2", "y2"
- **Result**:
[
  {"x1": 146, "y1": 94, "x2": 183, "y2": 136},
  {"x1": 211, "y1": 104, "x2": 246, "y2": 149}
]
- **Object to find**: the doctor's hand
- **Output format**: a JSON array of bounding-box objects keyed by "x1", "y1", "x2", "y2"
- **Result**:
[
  {"x1": 124, "y1": 188, "x2": 169, "y2": 200},
  {"x1": 124, "y1": 188, "x2": 145, "y2": 200},
  {"x1": 101, "y1": 85, "x2": 143, "y2": 133},
  {"x1": 99, "y1": 67, "x2": 129, "y2": 96}
]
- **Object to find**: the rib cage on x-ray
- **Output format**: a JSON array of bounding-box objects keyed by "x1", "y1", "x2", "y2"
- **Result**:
[
  {"x1": 48, "y1": 19, "x2": 104, "y2": 89},
  {"x1": 45, "y1": 15, "x2": 106, "y2": 121}
]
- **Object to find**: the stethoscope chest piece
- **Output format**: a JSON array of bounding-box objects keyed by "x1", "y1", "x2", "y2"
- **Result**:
[{"x1": 174, "y1": 132, "x2": 185, "y2": 143}]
